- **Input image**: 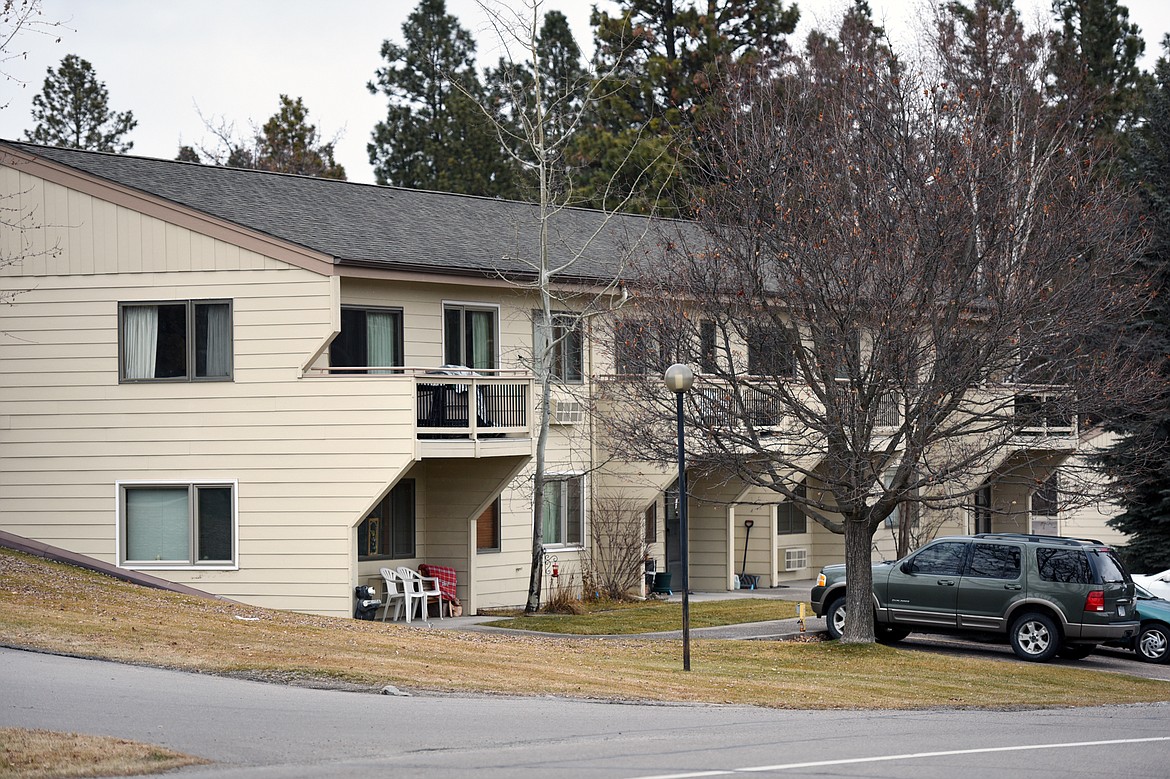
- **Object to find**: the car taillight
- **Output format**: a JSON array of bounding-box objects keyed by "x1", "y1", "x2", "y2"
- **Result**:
[
  {"x1": 816, "y1": 573, "x2": 826, "y2": 587},
  {"x1": 1084, "y1": 590, "x2": 1105, "y2": 612}
]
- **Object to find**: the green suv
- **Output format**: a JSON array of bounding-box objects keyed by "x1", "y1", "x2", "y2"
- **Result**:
[{"x1": 811, "y1": 533, "x2": 1138, "y2": 662}]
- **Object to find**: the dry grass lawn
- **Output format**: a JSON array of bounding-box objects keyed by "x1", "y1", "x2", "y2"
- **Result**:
[
  {"x1": 0, "y1": 728, "x2": 205, "y2": 778},
  {"x1": 2, "y1": 548, "x2": 1170, "y2": 712}
]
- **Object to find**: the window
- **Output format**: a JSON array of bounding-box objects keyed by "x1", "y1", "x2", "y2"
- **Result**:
[
  {"x1": 967, "y1": 543, "x2": 1021, "y2": 580},
  {"x1": 119, "y1": 481, "x2": 235, "y2": 567},
  {"x1": 699, "y1": 320, "x2": 717, "y2": 374},
  {"x1": 533, "y1": 312, "x2": 583, "y2": 383},
  {"x1": 120, "y1": 300, "x2": 232, "y2": 381},
  {"x1": 542, "y1": 475, "x2": 583, "y2": 546},
  {"x1": 645, "y1": 501, "x2": 657, "y2": 543},
  {"x1": 476, "y1": 498, "x2": 501, "y2": 553},
  {"x1": 777, "y1": 483, "x2": 807, "y2": 534},
  {"x1": 1037, "y1": 548, "x2": 1091, "y2": 584},
  {"x1": 444, "y1": 304, "x2": 497, "y2": 370},
  {"x1": 748, "y1": 325, "x2": 796, "y2": 378},
  {"x1": 332, "y1": 307, "x2": 403, "y2": 374},
  {"x1": 357, "y1": 480, "x2": 416, "y2": 560},
  {"x1": 614, "y1": 319, "x2": 670, "y2": 375},
  {"x1": 973, "y1": 483, "x2": 992, "y2": 534},
  {"x1": 907, "y1": 541, "x2": 967, "y2": 576},
  {"x1": 1032, "y1": 472, "x2": 1059, "y2": 517}
]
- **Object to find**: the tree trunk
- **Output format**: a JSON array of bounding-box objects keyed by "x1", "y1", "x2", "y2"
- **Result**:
[{"x1": 840, "y1": 514, "x2": 876, "y2": 644}]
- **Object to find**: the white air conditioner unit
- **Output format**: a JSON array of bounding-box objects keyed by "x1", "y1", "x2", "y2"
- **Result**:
[
  {"x1": 552, "y1": 400, "x2": 585, "y2": 425},
  {"x1": 784, "y1": 547, "x2": 808, "y2": 571}
]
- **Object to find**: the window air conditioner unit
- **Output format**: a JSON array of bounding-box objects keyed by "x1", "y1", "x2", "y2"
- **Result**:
[
  {"x1": 784, "y1": 547, "x2": 808, "y2": 571},
  {"x1": 552, "y1": 400, "x2": 585, "y2": 425}
]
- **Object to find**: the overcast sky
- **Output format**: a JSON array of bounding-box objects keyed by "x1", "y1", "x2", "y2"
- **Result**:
[{"x1": 2, "y1": 0, "x2": 1167, "y2": 185}]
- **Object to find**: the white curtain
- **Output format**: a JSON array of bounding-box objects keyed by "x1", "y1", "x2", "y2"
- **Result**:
[
  {"x1": 366, "y1": 311, "x2": 397, "y2": 374},
  {"x1": 122, "y1": 306, "x2": 158, "y2": 379},
  {"x1": 470, "y1": 310, "x2": 493, "y2": 369},
  {"x1": 203, "y1": 304, "x2": 231, "y2": 378},
  {"x1": 125, "y1": 488, "x2": 189, "y2": 562}
]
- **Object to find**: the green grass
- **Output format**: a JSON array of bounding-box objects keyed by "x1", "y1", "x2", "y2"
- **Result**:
[{"x1": 485, "y1": 598, "x2": 806, "y2": 634}]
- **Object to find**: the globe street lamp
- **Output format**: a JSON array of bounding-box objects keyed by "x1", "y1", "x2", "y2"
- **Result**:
[{"x1": 663, "y1": 363, "x2": 694, "y2": 671}]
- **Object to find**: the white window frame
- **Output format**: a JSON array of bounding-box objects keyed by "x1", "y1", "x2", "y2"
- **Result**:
[
  {"x1": 442, "y1": 301, "x2": 501, "y2": 370},
  {"x1": 116, "y1": 479, "x2": 239, "y2": 570},
  {"x1": 542, "y1": 473, "x2": 584, "y2": 548}
]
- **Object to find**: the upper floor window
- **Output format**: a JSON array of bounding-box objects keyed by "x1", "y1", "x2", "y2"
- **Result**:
[
  {"x1": 614, "y1": 319, "x2": 671, "y2": 375},
  {"x1": 332, "y1": 307, "x2": 403, "y2": 374},
  {"x1": 534, "y1": 312, "x2": 583, "y2": 383},
  {"x1": 119, "y1": 481, "x2": 236, "y2": 567},
  {"x1": 748, "y1": 324, "x2": 796, "y2": 378},
  {"x1": 120, "y1": 300, "x2": 231, "y2": 382},
  {"x1": 699, "y1": 320, "x2": 717, "y2": 374},
  {"x1": 444, "y1": 304, "x2": 497, "y2": 370}
]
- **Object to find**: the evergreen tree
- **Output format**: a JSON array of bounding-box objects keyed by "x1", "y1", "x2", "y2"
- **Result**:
[
  {"x1": 570, "y1": 0, "x2": 799, "y2": 216},
  {"x1": 1103, "y1": 36, "x2": 1170, "y2": 572},
  {"x1": 1049, "y1": 0, "x2": 1146, "y2": 153},
  {"x1": 254, "y1": 95, "x2": 345, "y2": 179},
  {"x1": 484, "y1": 9, "x2": 590, "y2": 198},
  {"x1": 367, "y1": 0, "x2": 516, "y2": 196},
  {"x1": 25, "y1": 53, "x2": 136, "y2": 151}
]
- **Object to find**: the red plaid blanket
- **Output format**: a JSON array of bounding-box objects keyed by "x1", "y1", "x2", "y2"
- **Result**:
[{"x1": 419, "y1": 564, "x2": 458, "y2": 601}]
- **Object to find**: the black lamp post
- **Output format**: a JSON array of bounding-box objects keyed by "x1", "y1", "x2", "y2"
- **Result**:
[{"x1": 664, "y1": 363, "x2": 694, "y2": 671}]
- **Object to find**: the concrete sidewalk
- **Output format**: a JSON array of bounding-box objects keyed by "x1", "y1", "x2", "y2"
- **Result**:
[{"x1": 410, "y1": 581, "x2": 826, "y2": 641}]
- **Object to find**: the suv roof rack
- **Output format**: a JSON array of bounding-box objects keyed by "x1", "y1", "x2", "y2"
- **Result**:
[{"x1": 973, "y1": 532, "x2": 1106, "y2": 546}]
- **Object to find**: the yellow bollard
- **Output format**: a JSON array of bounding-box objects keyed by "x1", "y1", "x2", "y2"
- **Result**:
[{"x1": 798, "y1": 602, "x2": 806, "y2": 633}]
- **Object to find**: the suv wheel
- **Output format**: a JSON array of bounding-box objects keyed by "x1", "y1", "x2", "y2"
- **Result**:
[
  {"x1": 1010, "y1": 612, "x2": 1061, "y2": 662},
  {"x1": 1136, "y1": 622, "x2": 1170, "y2": 664},
  {"x1": 826, "y1": 597, "x2": 847, "y2": 640}
]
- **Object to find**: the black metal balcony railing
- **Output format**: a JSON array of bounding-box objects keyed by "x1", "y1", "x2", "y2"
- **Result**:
[{"x1": 415, "y1": 378, "x2": 529, "y2": 436}]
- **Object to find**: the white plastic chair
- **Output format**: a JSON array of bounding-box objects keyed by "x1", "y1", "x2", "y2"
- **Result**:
[
  {"x1": 397, "y1": 566, "x2": 445, "y2": 621},
  {"x1": 379, "y1": 568, "x2": 409, "y2": 623}
]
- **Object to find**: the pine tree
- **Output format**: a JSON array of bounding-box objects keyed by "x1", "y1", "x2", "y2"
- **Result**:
[
  {"x1": 367, "y1": 0, "x2": 516, "y2": 196},
  {"x1": 570, "y1": 0, "x2": 799, "y2": 216},
  {"x1": 254, "y1": 95, "x2": 345, "y2": 179},
  {"x1": 1103, "y1": 36, "x2": 1170, "y2": 572},
  {"x1": 25, "y1": 54, "x2": 136, "y2": 152},
  {"x1": 1049, "y1": 0, "x2": 1147, "y2": 153}
]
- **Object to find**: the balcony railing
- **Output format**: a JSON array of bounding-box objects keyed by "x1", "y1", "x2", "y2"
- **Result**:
[
  {"x1": 1013, "y1": 392, "x2": 1077, "y2": 440},
  {"x1": 304, "y1": 366, "x2": 533, "y2": 440}
]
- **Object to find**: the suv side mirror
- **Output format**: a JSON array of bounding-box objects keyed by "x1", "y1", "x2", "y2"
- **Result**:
[{"x1": 901, "y1": 561, "x2": 917, "y2": 575}]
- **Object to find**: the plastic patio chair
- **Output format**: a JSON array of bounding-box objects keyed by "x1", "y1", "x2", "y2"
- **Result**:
[
  {"x1": 397, "y1": 566, "x2": 445, "y2": 621},
  {"x1": 379, "y1": 568, "x2": 409, "y2": 623}
]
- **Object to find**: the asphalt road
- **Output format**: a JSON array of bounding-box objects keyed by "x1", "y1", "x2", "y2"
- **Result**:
[{"x1": 4, "y1": 647, "x2": 1170, "y2": 778}]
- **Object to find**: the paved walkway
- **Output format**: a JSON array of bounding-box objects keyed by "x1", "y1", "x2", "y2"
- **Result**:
[{"x1": 402, "y1": 581, "x2": 827, "y2": 640}]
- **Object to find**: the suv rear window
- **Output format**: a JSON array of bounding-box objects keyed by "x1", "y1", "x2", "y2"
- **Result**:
[
  {"x1": 1089, "y1": 549, "x2": 1129, "y2": 583},
  {"x1": 967, "y1": 543, "x2": 1021, "y2": 579},
  {"x1": 1036, "y1": 548, "x2": 1091, "y2": 583}
]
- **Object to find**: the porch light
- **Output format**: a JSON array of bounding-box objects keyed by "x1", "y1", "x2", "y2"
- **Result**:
[{"x1": 664, "y1": 363, "x2": 694, "y2": 671}]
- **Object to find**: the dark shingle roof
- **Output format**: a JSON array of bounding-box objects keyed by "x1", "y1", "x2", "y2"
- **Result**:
[{"x1": 6, "y1": 141, "x2": 666, "y2": 281}]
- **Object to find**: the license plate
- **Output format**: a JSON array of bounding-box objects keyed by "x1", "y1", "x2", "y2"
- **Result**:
[{"x1": 1119, "y1": 605, "x2": 1127, "y2": 617}]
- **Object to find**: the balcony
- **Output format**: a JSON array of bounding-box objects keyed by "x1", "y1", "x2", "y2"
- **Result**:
[
  {"x1": 304, "y1": 366, "x2": 535, "y2": 458},
  {"x1": 1013, "y1": 391, "x2": 1078, "y2": 447}
]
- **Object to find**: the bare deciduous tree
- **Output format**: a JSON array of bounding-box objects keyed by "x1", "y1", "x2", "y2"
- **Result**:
[{"x1": 602, "y1": 5, "x2": 1153, "y2": 643}]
